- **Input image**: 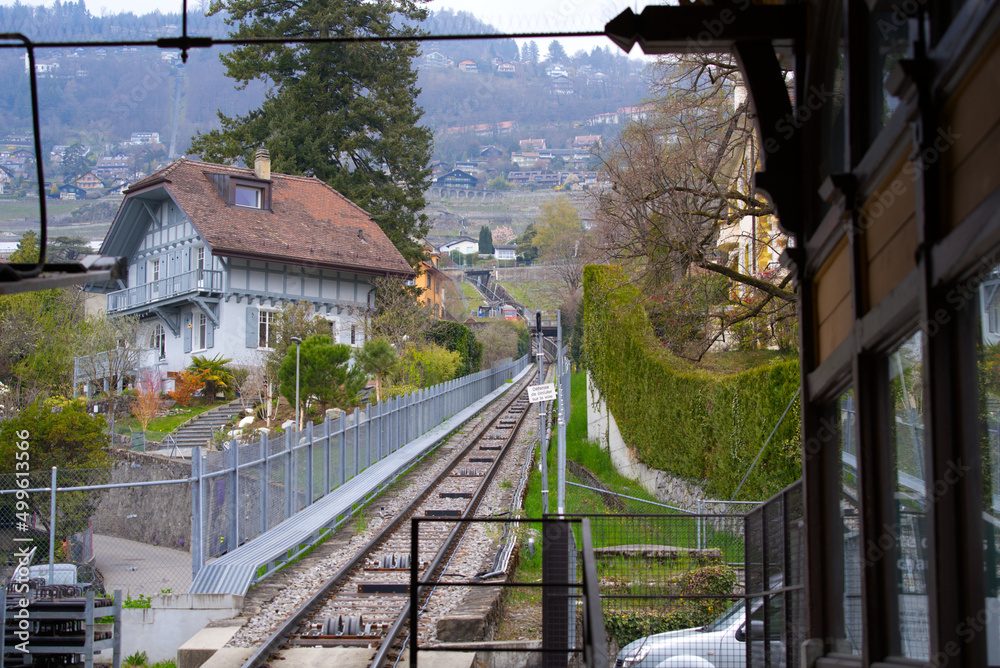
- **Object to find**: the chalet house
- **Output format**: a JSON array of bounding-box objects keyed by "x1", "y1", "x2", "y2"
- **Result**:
[
  {"x1": 573, "y1": 135, "x2": 601, "y2": 150},
  {"x1": 435, "y1": 169, "x2": 478, "y2": 189},
  {"x1": 495, "y1": 62, "x2": 516, "y2": 75},
  {"x1": 457, "y1": 60, "x2": 478, "y2": 73},
  {"x1": 519, "y1": 138, "x2": 546, "y2": 151},
  {"x1": 57, "y1": 184, "x2": 87, "y2": 200},
  {"x1": 87, "y1": 151, "x2": 413, "y2": 382},
  {"x1": 74, "y1": 171, "x2": 104, "y2": 190}
]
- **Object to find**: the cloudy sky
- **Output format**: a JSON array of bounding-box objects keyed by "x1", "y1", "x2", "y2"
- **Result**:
[{"x1": 0, "y1": 0, "x2": 644, "y2": 54}]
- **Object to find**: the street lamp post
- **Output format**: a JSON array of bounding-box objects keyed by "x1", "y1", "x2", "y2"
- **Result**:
[{"x1": 290, "y1": 336, "x2": 302, "y2": 429}]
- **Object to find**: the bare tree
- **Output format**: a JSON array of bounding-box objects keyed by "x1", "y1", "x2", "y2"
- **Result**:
[
  {"x1": 232, "y1": 350, "x2": 277, "y2": 427},
  {"x1": 593, "y1": 54, "x2": 796, "y2": 360},
  {"x1": 364, "y1": 276, "x2": 432, "y2": 349}
]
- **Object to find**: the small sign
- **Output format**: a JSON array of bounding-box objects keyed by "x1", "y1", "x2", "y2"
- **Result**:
[{"x1": 528, "y1": 383, "x2": 557, "y2": 403}]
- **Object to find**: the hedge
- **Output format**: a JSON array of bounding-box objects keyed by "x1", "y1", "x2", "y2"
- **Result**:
[
  {"x1": 583, "y1": 265, "x2": 801, "y2": 501},
  {"x1": 604, "y1": 565, "x2": 739, "y2": 646}
]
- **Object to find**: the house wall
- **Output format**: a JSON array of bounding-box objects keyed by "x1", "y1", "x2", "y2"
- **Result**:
[{"x1": 128, "y1": 203, "x2": 374, "y2": 373}]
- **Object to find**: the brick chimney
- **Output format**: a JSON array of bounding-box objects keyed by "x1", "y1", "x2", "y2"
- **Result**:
[{"x1": 254, "y1": 147, "x2": 271, "y2": 180}]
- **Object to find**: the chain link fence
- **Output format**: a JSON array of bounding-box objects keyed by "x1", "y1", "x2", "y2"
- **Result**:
[{"x1": 0, "y1": 460, "x2": 192, "y2": 600}]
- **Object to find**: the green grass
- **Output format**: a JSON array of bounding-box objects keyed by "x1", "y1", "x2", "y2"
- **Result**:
[
  {"x1": 116, "y1": 401, "x2": 229, "y2": 441},
  {"x1": 0, "y1": 199, "x2": 87, "y2": 220},
  {"x1": 502, "y1": 279, "x2": 564, "y2": 311},
  {"x1": 519, "y1": 372, "x2": 745, "y2": 562}
]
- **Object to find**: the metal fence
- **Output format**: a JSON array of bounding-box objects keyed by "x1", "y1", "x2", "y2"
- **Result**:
[
  {"x1": 560, "y1": 484, "x2": 802, "y2": 668},
  {"x1": 191, "y1": 354, "x2": 530, "y2": 573},
  {"x1": 1, "y1": 355, "x2": 529, "y2": 598},
  {"x1": 0, "y1": 465, "x2": 192, "y2": 600}
]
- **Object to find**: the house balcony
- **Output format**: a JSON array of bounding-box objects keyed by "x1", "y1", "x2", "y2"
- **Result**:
[{"x1": 106, "y1": 269, "x2": 223, "y2": 315}]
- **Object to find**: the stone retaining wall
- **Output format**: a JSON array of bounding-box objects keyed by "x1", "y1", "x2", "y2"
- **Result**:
[{"x1": 91, "y1": 450, "x2": 191, "y2": 551}]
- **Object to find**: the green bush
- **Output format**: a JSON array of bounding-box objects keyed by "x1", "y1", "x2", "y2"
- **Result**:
[
  {"x1": 604, "y1": 565, "x2": 739, "y2": 647},
  {"x1": 583, "y1": 265, "x2": 801, "y2": 501}
]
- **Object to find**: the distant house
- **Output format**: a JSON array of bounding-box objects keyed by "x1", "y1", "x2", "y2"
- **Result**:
[
  {"x1": 507, "y1": 171, "x2": 560, "y2": 186},
  {"x1": 82, "y1": 152, "x2": 413, "y2": 385},
  {"x1": 74, "y1": 172, "x2": 104, "y2": 190},
  {"x1": 57, "y1": 184, "x2": 87, "y2": 200},
  {"x1": 454, "y1": 159, "x2": 486, "y2": 173},
  {"x1": 129, "y1": 132, "x2": 161, "y2": 145},
  {"x1": 519, "y1": 138, "x2": 547, "y2": 151},
  {"x1": 573, "y1": 135, "x2": 602, "y2": 149},
  {"x1": 496, "y1": 62, "x2": 516, "y2": 75},
  {"x1": 547, "y1": 65, "x2": 569, "y2": 78},
  {"x1": 0, "y1": 166, "x2": 13, "y2": 193},
  {"x1": 22, "y1": 55, "x2": 59, "y2": 76},
  {"x1": 511, "y1": 152, "x2": 544, "y2": 168},
  {"x1": 421, "y1": 51, "x2": 454, "y2": 69},
  {"x1": 494, "y1": 244, "x2": 517, "y2": 261},
  {"x1": 435, "y1": 169, "x2": 478, "y2": 189},
  {"x1": 457, "y1": 60, "x2": 479, "y2": 73},
  {"x1": 95, "y1": 155, "x2": 131, "y2": 177},
  {"x1": 479, "y1": 146, "x2": 503, "y2": 159},
  {"x1": 439, "y1": 237, "x2": 479, "y2": 256}
]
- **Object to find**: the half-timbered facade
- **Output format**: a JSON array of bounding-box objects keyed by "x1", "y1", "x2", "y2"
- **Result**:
[{"x1": 89, "y1": 151, "x2": 413, "y2": 379}]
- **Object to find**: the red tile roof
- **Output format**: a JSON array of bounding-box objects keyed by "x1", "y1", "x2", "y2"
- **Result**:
[{"x1": 125, "y1": 158, "x2": 413, "y2": 277}]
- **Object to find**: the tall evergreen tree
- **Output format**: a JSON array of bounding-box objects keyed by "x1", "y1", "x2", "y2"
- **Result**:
[
  {"x1": 478, "y1": 225, "x2": 494, "y2": 255},
  {"x1": 189, "y1": 0, "x2": 433, "y2": 266}
]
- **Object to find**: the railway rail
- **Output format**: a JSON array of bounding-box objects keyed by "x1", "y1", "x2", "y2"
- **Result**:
[{"x1": 238, "y1": 364, "x2": 545, "y2": 668}]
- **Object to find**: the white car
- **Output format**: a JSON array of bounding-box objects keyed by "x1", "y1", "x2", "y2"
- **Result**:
[{"x1": 614, "y1": 598, "x2": 784, "y2": 668}]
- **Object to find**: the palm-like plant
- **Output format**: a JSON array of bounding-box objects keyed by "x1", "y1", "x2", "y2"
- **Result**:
[
  {"x1": 354, "y1": 338, "x2": 397, "y2": 403},
  {"x1": 188, "y1": 354, "x2": 234, "y2": 403}
]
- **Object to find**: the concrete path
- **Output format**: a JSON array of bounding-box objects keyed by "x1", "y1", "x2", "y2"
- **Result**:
[{"x1": 92, "y1": 533, "x2": 192, "y2": 598}]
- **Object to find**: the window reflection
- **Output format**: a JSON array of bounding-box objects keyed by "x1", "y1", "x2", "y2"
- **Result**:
[
  {"x1": 835, "y1": 389, "x2": 862, "y2": 654},
  {"x1": 889, "y1": 332, "x2": 929, "y2": 660},
  {"x1": 978, "y1": 268, "x2": 1000, "y2": 661},
  {"x1": 868, "y1": 9, "x2": 909, "y2": 137}
]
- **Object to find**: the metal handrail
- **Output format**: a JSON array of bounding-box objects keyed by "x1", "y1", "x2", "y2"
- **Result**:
[{"x1": 106, "y1": 268, "x2": 222, "y2": 313}]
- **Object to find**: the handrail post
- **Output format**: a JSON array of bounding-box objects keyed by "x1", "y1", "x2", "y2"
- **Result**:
[{"x1": 191, "y1": 447, "x2": 203, "y2": 578}]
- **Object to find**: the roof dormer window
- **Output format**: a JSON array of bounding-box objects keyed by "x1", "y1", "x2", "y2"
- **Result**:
[{"x1": 234, "y1": 184, "x2": 263, "y2": 208}]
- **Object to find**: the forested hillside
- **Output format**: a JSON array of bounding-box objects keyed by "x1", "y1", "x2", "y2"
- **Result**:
[{"x1": 0, "y1": 4, "x2": 645, "y2": 161}]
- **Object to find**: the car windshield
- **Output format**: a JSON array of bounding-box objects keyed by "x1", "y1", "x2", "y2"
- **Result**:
[{"x1": 698, "y1": 599, "x2": 748, "y2": 633}]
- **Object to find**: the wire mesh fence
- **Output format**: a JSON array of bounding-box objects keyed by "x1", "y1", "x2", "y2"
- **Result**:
[
  {"x1": 0, "y1": 462, "x2": 192, "y2": 600},
  {"x1": 192, "y1": 355, "x2": 529, "y2": 569}
]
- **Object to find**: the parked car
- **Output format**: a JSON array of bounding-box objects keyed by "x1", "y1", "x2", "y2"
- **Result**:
[{"x1": 614, "y1": 597, "x2": 784, "y2": 668}]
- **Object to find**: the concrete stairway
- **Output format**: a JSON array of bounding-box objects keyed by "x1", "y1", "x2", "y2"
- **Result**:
[{"x1": 169, "y1": 400, "x2": 246, "y2": 450}]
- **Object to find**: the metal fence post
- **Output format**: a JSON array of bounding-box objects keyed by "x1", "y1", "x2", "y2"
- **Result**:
[
  {"x1": 260, "y1": 433, "x2": 269, "y2": 535},
  {"x1": 339, "y1": 412, "x2": 347, "y2": 487},
  {"x1": 191, "y1": 447, "x2": 203, "y2": 578},
  {"x1": 377, "y1": 400, "x2": 383, "y2": 462},
  {"x1": 306, "y1": 421, "x2": 314, "y2": 505},
  {"x1": 285, "y1": 428, "x2": 294, "y2": 521},
  {"x1": 229, "y1": 440, "x2": 238, "y2": 552},
  {"x1": 364, "y1": 403, "x2": 372, "y2": 469},
  {"x1": 49, "y1": 467, "x2": 57, "y2": 582},
  {"x1": 323, "y1": 416, "x2": 331, "y2": 495},
  {"x1": 353, "y1": 407, "x2": 360, "y2": 477}
]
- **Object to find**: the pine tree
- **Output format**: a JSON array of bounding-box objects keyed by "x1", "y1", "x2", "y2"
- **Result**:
[
  {"x1": 190, "y1": 0, "x2": 433, "y2": 266},
  {"x1": 478, "y1": 225, "x2": 494, "y2": 255}
]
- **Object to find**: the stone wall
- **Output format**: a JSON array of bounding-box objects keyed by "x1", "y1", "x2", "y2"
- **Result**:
[{"x1": 91, "y1": 450, "x2": 191, "y2": 551}]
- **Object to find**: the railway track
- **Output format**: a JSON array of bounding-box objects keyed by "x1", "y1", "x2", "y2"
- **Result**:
[{"x1": 238, "y1": 366, "x2": 544, "y2": 668}]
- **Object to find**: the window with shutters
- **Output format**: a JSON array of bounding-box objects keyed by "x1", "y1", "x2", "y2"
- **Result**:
[{"x1": 196, "y1": 313, "x2": 208, "y2": 351}]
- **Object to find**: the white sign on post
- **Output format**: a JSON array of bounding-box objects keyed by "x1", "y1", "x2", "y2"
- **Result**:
[{"x1": 527, "y1": 383, "x2": 557, "y2": 403}]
